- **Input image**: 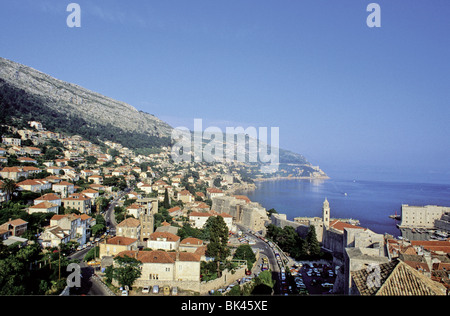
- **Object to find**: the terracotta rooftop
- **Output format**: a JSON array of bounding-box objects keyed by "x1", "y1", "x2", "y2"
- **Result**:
[
  {"x1": 35, "y1": 193, "x2": 61, "y2": 201},
  {"x1": 150, "y1": 231, "x2": 180, "y2": 242},
  {"x1": 106, "y1": 236, "x2": 138, "y2": 246},
  {"x1": 30, "y1": 201, "x2": 58, "y2": 209},
  {"x1": 351, "y1": 259, "x2": 447, "y2": 296},
  {"x1": 115, "y1": 250, "x2": 200, "y2": 263},
  {"x1": 117, "y1": 217, "x2": 141, "y2": 227},
  {"x1": 181, "y1": 237, "x2": 204, "y2": 246},
  {"x1": 329, "y1": 219, "x2": 365, "y2": 232}
]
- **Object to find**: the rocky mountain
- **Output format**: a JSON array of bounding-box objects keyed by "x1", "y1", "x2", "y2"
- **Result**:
[
  {"x1": 0, "y1": 57, "x2": 173, "y2": 138},
  {"x1": 0, "y1": 56, "x2": 326, "y2": 176}
]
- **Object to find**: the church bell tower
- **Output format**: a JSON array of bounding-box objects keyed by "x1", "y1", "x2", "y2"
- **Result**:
[{"x1": 322, "y1": 198, "x2": 330, "y2": 229}]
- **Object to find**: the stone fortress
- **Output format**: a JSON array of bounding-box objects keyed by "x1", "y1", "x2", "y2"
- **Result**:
[
  {"x1": 211, "y1": 195, "x2": 269, "y2": 233},
  {"x1": 270, "y1": 198, "x2": 388, "y2": 294}
]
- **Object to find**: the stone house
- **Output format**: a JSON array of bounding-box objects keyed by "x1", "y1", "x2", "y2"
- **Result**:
[
  {"x1": 177, "y1": 189, "x2": 194, "y2": 203},
  {"x1": 0, "y1": 166, "x2": 28, "y2": 180},
  {"x1": 52, "y1": 181, "x2": 75, "y2": 198},
  {"x1": 114, "y1": 250, "x2": 201, "y2": 286},
  {"x1": 179, "y1": 237, "x2": 204, "y2": 253},
  {"x1": 38, "y1": 226, "x2": 71, "y2": 248},
  {"x1": 116, "y1": 217, "x2": 141, "y2": 240},
  {"x1": 0, "y1": 218, "x2": 28, "y2": 237},
  {"x1": 34, "y1": 193, "x2": 62, "y2": 206},
  {"x1": 99, "y1": 236, "x2": 139, "y2": 258},
  {"x1": 62, "y1": 193, "x2": 92, "y2": 213},
  {"x1": 28, "y1": 201, "x2": 59, "y2": 214}
]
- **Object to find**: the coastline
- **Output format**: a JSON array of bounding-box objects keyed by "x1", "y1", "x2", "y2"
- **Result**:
[
  {"x1": 226, "y1": 182, "x2": 257, "y2": 195},
  {"x1": 252, "y1": 175, "x2": 330, "y2": 182}
]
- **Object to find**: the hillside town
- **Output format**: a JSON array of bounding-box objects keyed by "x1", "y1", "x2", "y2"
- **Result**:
[{"x1": 0, "y1": 121, "x2": 449, "y2": 296}]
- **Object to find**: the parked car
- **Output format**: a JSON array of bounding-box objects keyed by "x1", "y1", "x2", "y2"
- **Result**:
[
  {"x1": 163, "y1": 286, "x2": 170, "y2": 296},
  {"x1": 152, "y1": 285, "x2": 159, "y2": 294},
  {"x1": 142, "y1": 286, "x2": 150, "y2": 294},
  {"x1": 121, "y1": 290, "x2": 128, "y2": 296},
  {"x1": 321, "y1": 282, "x2": 334, "y2": 288},
  {"x1": 172, "y1": 287, "x2": 178, "y2": 296}
]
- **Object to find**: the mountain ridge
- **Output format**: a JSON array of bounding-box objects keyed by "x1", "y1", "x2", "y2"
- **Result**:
[
  {"x1": 0, "y1": 56, "x2": 173, "y2": 138},
  {"x1": 0, "y1": 56, "x2": 325, "y2": 174}
]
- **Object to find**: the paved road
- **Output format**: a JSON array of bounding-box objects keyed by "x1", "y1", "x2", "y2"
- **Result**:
[
  {"x1": 104, "y1": 189, "x2": 130, "y2": 235},
  {"x1": 235, "y1": 225, "x2": 283, "y2": 294},
  {"x1": 66, "y1": 190, "x2": 130, "y2": 296},
  {"x1": 67, "y1": 247, "x2": 112, "y2": 296}
]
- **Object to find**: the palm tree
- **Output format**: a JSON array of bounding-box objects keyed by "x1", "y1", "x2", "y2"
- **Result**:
[{"x1": 0, "y1": 178, "x2": 17, "y2": 202}]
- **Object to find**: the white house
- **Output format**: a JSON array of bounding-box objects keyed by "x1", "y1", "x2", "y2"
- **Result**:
[
  {"x1": 147, "y1": 231, "x2": 180, "y2": 251},
  {"x1": 189, "y1": 211, "x2": 234, "y2": 232},
  {"x1": 34, "y1": 193, "x2": 61, "y2": 206},
  {"x1": 28, "y1": 201, "x2": 59, "y2": 214}
]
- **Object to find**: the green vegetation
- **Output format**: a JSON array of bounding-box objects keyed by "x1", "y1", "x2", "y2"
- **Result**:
[
  {"x1": 265, "y1": 224, "x2": 330, "y2": 260},
  {"x1": 111, "y1": 255, "x2": 142, "y2": 289},
  {"x1": 205, "y1": 216, "x2": 230, "y2": 278},
  {"x1": 0, "y1": 242, "x2": 78, "y2": 295},
  {"x1": 233, "y1": 244, "x2": 256, "y2": 270},
  {"x1": 0, "y1": 79, "x2": 172, "y2": 150}
]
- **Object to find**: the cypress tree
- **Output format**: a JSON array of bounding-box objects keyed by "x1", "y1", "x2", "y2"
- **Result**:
[{"x1": 306, "y1": 225, "x2": 321, "y2": 258}]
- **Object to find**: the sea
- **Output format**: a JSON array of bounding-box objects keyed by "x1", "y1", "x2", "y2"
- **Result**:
[{"x1": 236, "y1": 169, "x2": 450, "y2": 238}]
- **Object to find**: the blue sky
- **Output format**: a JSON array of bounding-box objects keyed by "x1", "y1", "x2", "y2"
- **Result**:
[{"x1": 1, "y1": 1, "x2": 449, "y2": 182}]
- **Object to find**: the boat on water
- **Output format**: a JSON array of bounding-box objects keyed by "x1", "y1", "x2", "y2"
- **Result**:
[{"x1": 388, "y1": 210, "x2": 401, "y2": 221}]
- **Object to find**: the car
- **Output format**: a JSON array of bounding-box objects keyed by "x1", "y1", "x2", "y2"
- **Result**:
[
  {"x1": 121, "y1": 290, "x2": 128, "y2": 296},
  {"x1": 163, "y1": 286, "x2": 170, "y2": 296},
  {"x1": 152, "y1": 285, "x2": 159, "y2": 294},
  {"x1": 321, "y1": 283, "x2": 334, "y2": 288},
  {"x1": 142, "y1": 286, "x2": 150, "y2": 294},
  {"x1": 172, "y1": 287, "x2": 178, "y2": 296}
]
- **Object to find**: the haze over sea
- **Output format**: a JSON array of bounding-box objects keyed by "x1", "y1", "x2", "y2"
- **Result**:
[{"x1": 237, "y1": 165, "x2": 450, "y2": 238}]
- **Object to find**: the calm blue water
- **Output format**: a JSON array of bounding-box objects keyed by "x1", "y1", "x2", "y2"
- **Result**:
[{"x1": 237, "y1": 178, "x2": 450, "y2": 238}]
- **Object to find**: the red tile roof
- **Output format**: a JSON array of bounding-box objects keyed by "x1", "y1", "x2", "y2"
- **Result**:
[
  {"x1": 329, "y1": 219, "x2": 365, "y2": 232},
  {"x1": 106, "y1": 236, "x2": 138, "y2": 246},
  {"x1": 181, "y1": 237, "x2": 204, "y2": 246},
  {"x1": 115, "y1": 250, "x2": 200, "y2": 263},
  {"x1": 150, "y1": 231, "x2": 180, "y2": 242}
]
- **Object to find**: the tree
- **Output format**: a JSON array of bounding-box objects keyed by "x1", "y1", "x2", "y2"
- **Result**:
[
  {"x1": 112, "y1": 255, "x2": 142, "y2": 289},
  {"x1": 267, "y1": 208, "x2": 278, "y2": 217},
  {"x1": 213, "y1": 177, "x2": 222, "y2": 188},
  {"x1": 233, "y1": 244, "x2": 256, "y2": 270},
  {"x1": 91, "y1": 224, "x2": 105, "y2": 237},
  {"x1": 0, "y1": 179, "x2": 17, "y2": 202},
  {"x1": 163, "y1": 188, "x2": 170, "y2": 209},
  {"x1": 306, "y1": 225, "x2": 321, "y2": 258},
  {"x1": 205, "y1": 216, "x2": 230, "y2": 277},
  {"x1": 251, "y1": 270, "x2": 274, "y2": 295}
]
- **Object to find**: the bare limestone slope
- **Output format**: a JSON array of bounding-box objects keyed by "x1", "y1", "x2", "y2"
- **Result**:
[{"x1": 0, "y1": 57, "x2": 172, "y2": 137}]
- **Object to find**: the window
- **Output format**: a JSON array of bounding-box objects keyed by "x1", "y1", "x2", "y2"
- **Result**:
[{"x1": 149, "y1": 274, "x2": 159, "y2": 280}]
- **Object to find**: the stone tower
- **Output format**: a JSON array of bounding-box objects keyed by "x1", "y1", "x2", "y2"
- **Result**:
[
  {"x1": 322, "y1": 198, "x2": 330, "y2": 229},
  {"x1": 140, "y1": 207, "x2": 154, "y2": 242}
]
